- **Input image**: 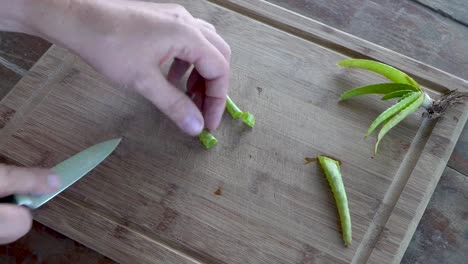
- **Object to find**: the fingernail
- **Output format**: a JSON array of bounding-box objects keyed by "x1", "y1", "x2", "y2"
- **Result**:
[
  {"x1": 48, "y1": 174, "x2": 61, "y2": 190},
  {"x1": 182, "y1": 115, "x2": 203, "y2": 135}
]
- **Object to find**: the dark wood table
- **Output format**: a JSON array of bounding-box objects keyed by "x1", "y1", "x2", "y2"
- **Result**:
[{"x1": 0, "y1": 0, "x2": 466, "y2": 263}]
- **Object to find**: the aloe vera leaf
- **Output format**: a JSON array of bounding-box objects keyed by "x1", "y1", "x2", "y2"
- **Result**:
[
  {"x1": 226, "y1": 95, "x2": 242, "y2": 119},
  {"x1": 367, "y1": 92, "x2": 421, "y2": 137},
  {"x1": 374, "y1": 94, "x2": 424, "y2": 153},
  {"x1": 340, "y1": 83, "x2": 419, "y2": 100},
  {"x1": 317, "y1": 156, "x2": 352, "y2": 246},
  {"x1": 241, "y1": 112, "x2": 255, "y2": 128},
  {"x1": 338, "y1": 59, "x2": 420, "y2": 89},
  {"x1": 198, "y1": 130, "x2": 217, "y2": 149},
  {"x1": 381, "y1": 90, "x2": 414, "y2": 100},
  {"x1": 398, "y1": 92, "x2": 415, "y2": 102}
]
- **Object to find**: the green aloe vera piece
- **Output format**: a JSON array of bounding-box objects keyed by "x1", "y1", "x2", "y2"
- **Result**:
[
  {"x1": 381, "y1": 90, "x2": 414, "y2": 100},
  {"x1": 374, "y1": 94, "x2": 424, "y2": 153},
  {"x1": 340, "y1": 83, "x2": 419, "y2": 100},
  {"x1": 241, "y1": 112, "x2": 255, "y2": 128},
  {"x1": 317, "y1": 156, "x2": 352, "y2": 246},
  {"x1": 226, "y1": 95, "x2": 242, "y2": 119},
  {"x1": 367, "y1": 92, "x2": 421, "y2": 137},
  {"x1": 198, "y1": 130, "x2": 217, "y2": 149},
  {"x1": 226, "y1": 95, "x2": 256, "y2": 128},
  {"x1": 338, "y1": 59, "x2": 420, "y2": 89}
]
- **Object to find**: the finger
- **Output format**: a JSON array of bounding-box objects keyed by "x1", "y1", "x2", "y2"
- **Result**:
[
  {"x1": 0, "y1": 205, "x2": 32, "y2": 244},
  {"x1": 203, "y1": 96, "x2": 226, "y2": 131},
  {"x1": 187, "y1": 69, "x2": 224, "y2": 131},
  {"x1": 167, "y1": 59, "x2": 191, "y2": 87},
  {"x1": 177, "y1": 28, "x2": 229, "y2": 99},
  {"x1": 197, "y1": 28, "x2": 232, "y2": 130},
  {"x1": 196, "y1": 18, "x2": 216, "y2": 32},
  {"x1": 135, "y1": 72, "x2": 204, "y2": 136},
  {"x1": 177, "y1": 29, "x2": 230, "y2": 130},
  {"x1": 0, "y1": 165, "x2": 60, "y2": 197}
]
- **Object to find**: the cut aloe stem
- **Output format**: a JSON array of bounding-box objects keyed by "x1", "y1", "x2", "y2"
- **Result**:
[
  {"x1": 226, "y1": 95, "x2": 242, "y2": 119},
  {"x1": 198, "y1": 96, "x2": 256, "y2": 148},
  {"x1": 316, "y1": 156, "x2": 352, "y2": 246},
  {"x1": 198, "y1": 130, "x2": 217, "y2": 149},
  {"x1": 241, "y1": 112, "x2": 255, "y2": 128},
  {"x1": 226, "y1": 95, "x2": 255, "y2": 128}
]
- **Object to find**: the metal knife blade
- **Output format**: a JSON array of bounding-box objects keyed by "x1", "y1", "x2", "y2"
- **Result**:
[{"x1": 7, "y1": 138, "x2": 122, "y2": 209}]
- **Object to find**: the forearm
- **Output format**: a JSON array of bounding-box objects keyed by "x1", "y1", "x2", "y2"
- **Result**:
[
  {"x1": 0, "y1": 0, "x2": 30, "y2": 32},
  {"x1": 0, "y1": 0, "x2": 74, "y2": 43}
]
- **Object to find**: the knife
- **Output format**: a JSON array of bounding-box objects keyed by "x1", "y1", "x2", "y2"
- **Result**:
[{"x1": 0, "y1": 138, "x2": 122, "y2": 209}]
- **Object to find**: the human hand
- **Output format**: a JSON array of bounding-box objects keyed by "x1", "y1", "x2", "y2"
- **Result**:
[
  {"x1": 26, "y1": 0, "x2": 231, "y2": 136},
  {"x1": 0, "y1": 166, "x2": 60, "y2": 244}
]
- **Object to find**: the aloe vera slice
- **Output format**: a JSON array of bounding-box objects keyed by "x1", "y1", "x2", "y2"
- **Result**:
[
  {"x1": 198, "y1": 130, "x2": 217, "y2": 149},
  {"x1": 241, "y1": 112, "x2": 255, "y2": 128}
]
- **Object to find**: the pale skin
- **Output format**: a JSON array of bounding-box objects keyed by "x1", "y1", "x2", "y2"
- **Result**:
[{"x1": 0, "y1": 0, "x2": 230, "y2": 244}]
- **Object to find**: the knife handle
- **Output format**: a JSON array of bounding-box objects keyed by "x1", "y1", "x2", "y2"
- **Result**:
[
  {"x1": 0, "y1": 195, "x2": 18, "y2": 205},
  {"x1": 0, "y1": 195, "x2": 33, "y2": 207}
]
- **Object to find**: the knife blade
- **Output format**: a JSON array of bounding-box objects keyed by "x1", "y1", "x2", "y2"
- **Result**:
[{"x1": 0, "y1": 138, "x2": 122, "y2": 209}]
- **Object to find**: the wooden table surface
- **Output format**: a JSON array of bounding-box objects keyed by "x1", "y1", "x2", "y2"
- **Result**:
[{"x1": 0, "y1": 0, "x2": 466, "y2": 263}]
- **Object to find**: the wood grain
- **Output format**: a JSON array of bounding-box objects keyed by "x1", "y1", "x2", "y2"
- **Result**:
[
  {"x1": 265, "y1": 0, "x2": 468, "y2": 80},
  {"x1": 210, "y1": 0, "x2": 468, "y2": 93},
  {"x1": 0, "y1": 1, "x2": 466, "y2": 263},
  {"x1": 415, "y1": 0, "x2": 468, "y2": 26}
]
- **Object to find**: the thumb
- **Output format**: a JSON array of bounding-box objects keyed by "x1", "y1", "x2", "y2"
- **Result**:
[
  {"x1": 0, "y1": 165, "x2": 60, "y2": 197},
  {"x1": 135, "y1": 72, "x2": 204, "y2": 136},
  {"x1": 0, "y1": 204, "x2": 32, "y2": 244}
]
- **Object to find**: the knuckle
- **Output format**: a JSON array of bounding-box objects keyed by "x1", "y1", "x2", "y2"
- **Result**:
[
  {"x1": 169, "y1": 4, "x2": 191, "y2": 24},
  {"x1": 179, "y1": 45, "x2": 193, "y2": 61},
  {"x1": 173, "y1": 4, "x2": 190, "y2": 16}
]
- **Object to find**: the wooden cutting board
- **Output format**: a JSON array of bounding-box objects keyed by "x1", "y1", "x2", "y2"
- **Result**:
[{"x1": 0, "y1": 1, "x2": 467, "y2": 263}]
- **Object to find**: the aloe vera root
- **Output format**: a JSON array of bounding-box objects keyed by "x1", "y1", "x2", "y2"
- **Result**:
[{"x1": 425, "y1": 90, "x2": 468, "y2": 119}]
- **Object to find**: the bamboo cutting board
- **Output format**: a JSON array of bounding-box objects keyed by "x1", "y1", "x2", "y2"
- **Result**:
[{"x1": 0, "y1": 1, "x2": 467, "y2": 263}]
